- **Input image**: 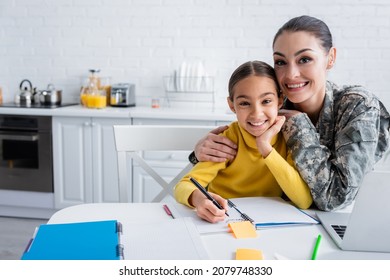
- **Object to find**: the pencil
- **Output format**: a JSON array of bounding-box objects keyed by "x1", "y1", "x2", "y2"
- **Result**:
[
  {"x1": 311, "y1": 234, "x2": 322, "y2": 260},
  {"x1": 163, "y1": 204, "x2": 175, "y2": 219}
]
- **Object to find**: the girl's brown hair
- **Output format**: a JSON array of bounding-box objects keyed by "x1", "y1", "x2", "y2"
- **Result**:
[{"x1": 228, "y1": 60, "x2": 280, "y2": 101}]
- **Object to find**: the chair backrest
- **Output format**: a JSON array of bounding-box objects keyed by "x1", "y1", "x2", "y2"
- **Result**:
[{"x1": 113, "y1": 125, "x2": 214, "y2": 202}]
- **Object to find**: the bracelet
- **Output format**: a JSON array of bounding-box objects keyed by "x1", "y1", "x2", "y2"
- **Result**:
[{"x1": 188, "y1": 151, "x2": 199, "y2": 165}]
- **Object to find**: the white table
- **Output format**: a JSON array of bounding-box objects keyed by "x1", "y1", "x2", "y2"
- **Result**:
[{"x1": 48, "y1": 202, "x2": 390, "y2": 260}]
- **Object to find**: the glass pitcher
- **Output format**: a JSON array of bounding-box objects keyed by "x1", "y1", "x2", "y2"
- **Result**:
[{"x1": 80, "y1": 69, "x2": 107, "y2": 109}]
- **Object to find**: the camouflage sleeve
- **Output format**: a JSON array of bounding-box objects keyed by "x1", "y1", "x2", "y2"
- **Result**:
[{"x1": 281, "y1": 103, "x2": 381, "y2": 211}]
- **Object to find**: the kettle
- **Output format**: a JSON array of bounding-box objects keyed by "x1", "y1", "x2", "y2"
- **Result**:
[
  {"x1": 15, "y1": 79, "x2": 37, "y2": 104},
  {"x1": 37, "y1": 84, "x2": 62, "y2": 106}
]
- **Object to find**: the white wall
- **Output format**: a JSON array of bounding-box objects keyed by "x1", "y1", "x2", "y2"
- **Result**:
[{"x1": 1, "y1": 0, "x2": 390, "y2": 110}]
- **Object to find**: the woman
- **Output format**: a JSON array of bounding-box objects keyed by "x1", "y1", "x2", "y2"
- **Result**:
[{"x1": 191, "y1": 15, "x2": 390, "y2": 211}]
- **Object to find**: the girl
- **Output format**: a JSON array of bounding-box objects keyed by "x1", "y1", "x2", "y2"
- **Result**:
[{"x1": 174, "y1": 61, "x2": 312, "y2": 223}]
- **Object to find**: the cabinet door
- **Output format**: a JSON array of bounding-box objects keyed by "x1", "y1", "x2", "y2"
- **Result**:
[
  {"x1": 53, "y1": 117, "x2": 93, "y2": 209},
  {"x1": 91, "y1": 117, "x2": 130, "y2": 203}
]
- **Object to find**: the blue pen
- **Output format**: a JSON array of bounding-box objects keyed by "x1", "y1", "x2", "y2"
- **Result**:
[{"x1": 189, "y1": 177, "x2": 229, "y2": 217}]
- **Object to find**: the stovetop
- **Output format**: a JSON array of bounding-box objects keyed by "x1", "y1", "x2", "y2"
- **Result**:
[{"x1": 0, "y1": 102, "x2": 78, "y2": 109}]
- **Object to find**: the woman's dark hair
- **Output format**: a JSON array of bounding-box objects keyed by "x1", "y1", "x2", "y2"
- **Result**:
[
  {"x1": 272, "y1": 15, "x2": 333, "y2": 52},
  {"x1": 228, "y1": 60, "x2": 280, "y2": 101}
]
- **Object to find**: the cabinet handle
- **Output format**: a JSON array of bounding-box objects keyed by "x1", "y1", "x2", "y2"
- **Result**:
[
  {"x1": 83, "y1": 122, "x2": 96, "y2": 126},
  {"x1": 0, "y1": 132, "x2": 39, "y2": 141}
]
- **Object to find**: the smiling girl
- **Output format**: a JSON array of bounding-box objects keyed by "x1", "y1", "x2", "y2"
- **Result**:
[{"x1": 174, "y1": 61, "x2": 312, "y2": 223}]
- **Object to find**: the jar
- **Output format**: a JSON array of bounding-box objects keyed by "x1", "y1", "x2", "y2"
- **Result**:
[
  {"x1": 91, "y1": 90, "x2": 107, "y2": 109},
  {"x1": 99, "y1": 77, "x2": 111, "y2": 106},
  {"x1": 80, "y1": 85, "x2": 88, "y2": 107},
  {"x1": 151, "y1": 97, "x2": 160, "y2": 108},
  {"x1": 80, "y1": 69, "x2": 107, "y2": 109}
]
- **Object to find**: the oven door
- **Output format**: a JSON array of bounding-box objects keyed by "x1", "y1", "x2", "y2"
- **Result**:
[{"x1": 0, "y1": 130, "x2": 53, "y2": 192}]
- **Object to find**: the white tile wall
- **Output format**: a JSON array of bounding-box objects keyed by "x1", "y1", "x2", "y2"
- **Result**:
[{"x1": 0, "y1": 0, "x2": 390, "y2": 110}]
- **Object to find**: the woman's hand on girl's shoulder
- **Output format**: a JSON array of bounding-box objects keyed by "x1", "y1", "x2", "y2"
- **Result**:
[
  {"x1": 278, "y1": 109, "x2": 302, "y2": 120},
  {"x1": 194, "y1": 125, "x2": 237, "y2": 163}
]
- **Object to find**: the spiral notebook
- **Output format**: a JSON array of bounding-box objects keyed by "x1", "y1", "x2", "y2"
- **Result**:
[
  {"x1": 171, "y1": 197, "x2": 318, "y2": 233},
  {"x1": 21, "y1": 220, "x2": 124, "y2": 260}
]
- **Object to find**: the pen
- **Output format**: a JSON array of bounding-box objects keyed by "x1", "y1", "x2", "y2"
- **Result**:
[
  {"x1": 163, "y1": 204, "x2": 175, "y2": 219},
  {"x1": 189, "y1": 177, "x2": 229, "y2": 216},
  {"x1": 311, "y1": 234, "x2": 322, "y2": 260}
]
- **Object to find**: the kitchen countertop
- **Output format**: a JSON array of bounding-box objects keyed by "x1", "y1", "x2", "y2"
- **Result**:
[
  {"x1": 0, "y1": 104, "x2": 236, "y2": 121},
  {"x1": 0, "y1": 104, "x2": 132, "y2": 118},
  {"x1": 128, "y1": 106, "x2": 235, "y2": 121}
]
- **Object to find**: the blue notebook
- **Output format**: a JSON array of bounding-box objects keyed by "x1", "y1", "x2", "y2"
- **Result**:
[{"x1": 21, "y1": 220, "x2": 124, "y2": 260}]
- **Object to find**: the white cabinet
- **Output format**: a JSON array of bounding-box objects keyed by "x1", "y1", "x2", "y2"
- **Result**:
[
  {"x1": 53, "y1": 116, "x2": 130, "y2": 208},
  {"x1": 131, "y1": 118, "x2": 215, "y2": 202}
]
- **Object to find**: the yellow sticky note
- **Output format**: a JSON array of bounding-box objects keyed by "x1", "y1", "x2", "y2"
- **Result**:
[
  {"x1": 228, "y1": 221, "x2": 257, "y2": 238},
  {"x1": 236, "y1": 248, "x2": 263, "y2": 260}
]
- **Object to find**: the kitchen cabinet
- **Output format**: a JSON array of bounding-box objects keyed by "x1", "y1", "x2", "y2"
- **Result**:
[
  {"x1": 131, "y1": 118, "x2": 217, "y2": 202},
  {"x1": 53, "y1": 116, "x2": 130, "y2": 208}
]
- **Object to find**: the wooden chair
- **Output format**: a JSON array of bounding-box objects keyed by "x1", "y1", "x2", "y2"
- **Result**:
[{"x1": 113, "y1": 125, "x2": 213, "y2": 202}]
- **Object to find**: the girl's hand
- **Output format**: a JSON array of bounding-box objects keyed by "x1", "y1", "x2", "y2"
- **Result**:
[
  {"x1": 189, "y1": 189, "x2": 228, "y2": 223},
  {"x1": 256, "y1": 116, "x2": 286, "y2": 158}
]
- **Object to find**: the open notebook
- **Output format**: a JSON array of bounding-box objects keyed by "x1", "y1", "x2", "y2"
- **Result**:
[{"x1": 171, "y1": 196, "x2": 318, "y2": 234}]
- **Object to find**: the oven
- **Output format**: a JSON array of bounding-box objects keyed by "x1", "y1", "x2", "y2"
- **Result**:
[{"x1": 0, "y1": 115, "x2": 53, "y2": 193}]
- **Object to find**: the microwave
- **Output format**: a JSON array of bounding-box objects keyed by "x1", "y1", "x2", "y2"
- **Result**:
[{"x1": 110, "y1": 83, "x2": 136, "y2": 107}]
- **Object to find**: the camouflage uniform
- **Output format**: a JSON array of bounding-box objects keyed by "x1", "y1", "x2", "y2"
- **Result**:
[{"x1": 281, "y1": 80, "x2": 390, "y2": 211}]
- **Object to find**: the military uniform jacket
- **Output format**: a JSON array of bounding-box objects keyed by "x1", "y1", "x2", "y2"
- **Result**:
[{"x1": 281, "y1": 80, "x2": 390, "y2": 211}]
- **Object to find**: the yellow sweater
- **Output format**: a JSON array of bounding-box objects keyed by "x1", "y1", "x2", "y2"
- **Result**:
[{"x1": 174, "y1": 122, "x2": 312, "y2": 209}]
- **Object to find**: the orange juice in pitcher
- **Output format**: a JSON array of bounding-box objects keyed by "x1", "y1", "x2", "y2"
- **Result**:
[
  {"x1": 94, "y1": 90, "x2": 107, "y2": 109},
  {"x1": 81, "y1": 69, "x2": 105, "y2": 108}
]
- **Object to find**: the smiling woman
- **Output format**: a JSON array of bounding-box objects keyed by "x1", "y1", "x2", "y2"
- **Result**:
[
  {"x1": 193, "y1": 15, "x2": 390, "y2": 213},
  {"x1": 273, "y1": 31, "x2": 333, "y2": 123},
  {"x1": 272, "y1": 16, "x2": 390, "y2": 211}
]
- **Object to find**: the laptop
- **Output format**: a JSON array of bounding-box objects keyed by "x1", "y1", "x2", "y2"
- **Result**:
[{"x1": 316, "y1": 170, "x2": 390, "y2": 253}]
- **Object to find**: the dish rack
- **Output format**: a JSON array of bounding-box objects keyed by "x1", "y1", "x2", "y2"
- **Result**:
[{"x1": 163, "y1": 76, "x2": 215, "y2": 108}]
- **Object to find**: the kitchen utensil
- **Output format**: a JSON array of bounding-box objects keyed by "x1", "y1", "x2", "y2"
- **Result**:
[
  {"x1": 110, "y1": 83, "x2": 136, "y2": 107},
  {"x1": 38, "y1": 84, "x2": 62, "y2": 106},
  {"x1": 80, "y1": 69, "x2": 103, "y2": 108},
  {"x1": 15, "y1": 79, "x2": 36, "y2": 104}
]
